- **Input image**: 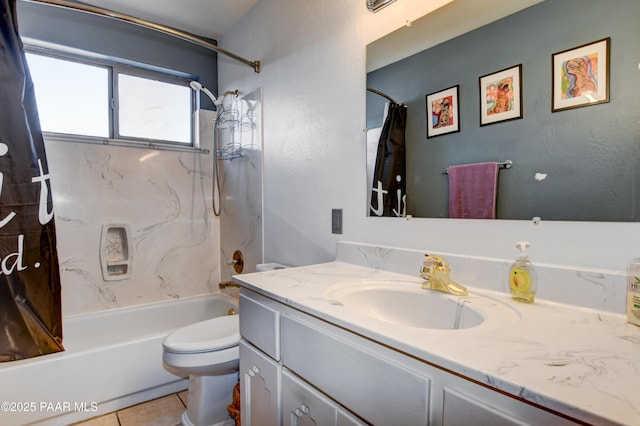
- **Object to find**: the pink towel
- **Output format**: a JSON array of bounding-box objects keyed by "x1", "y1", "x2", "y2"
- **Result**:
[{"x1": 448, "y1": 162, "x2": 499, "y2": 219}]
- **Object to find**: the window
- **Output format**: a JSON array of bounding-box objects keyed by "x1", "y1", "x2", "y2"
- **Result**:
[
  {"x1": 117, "y1": 74, "x2": 191, "y2": 144},
  {"x1": 26, "y1": 50, "x2": 195, "y2": 146},
  {"x1": 26, "y1": 53, "x2": 110, "y2": 138}
]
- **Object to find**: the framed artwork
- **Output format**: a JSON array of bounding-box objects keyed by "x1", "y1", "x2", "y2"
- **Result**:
[
  {"x1": 479, "y1": 64, "x2": 522, "y2": 126},
  {"x1": 552, "y1": 38, "x2": 610, "y2": 112},
  {"x1": 426, "y1": 85, "x2": 460, "y2": 138}
]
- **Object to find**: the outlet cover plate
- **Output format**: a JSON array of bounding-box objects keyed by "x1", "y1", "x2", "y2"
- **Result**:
[{"x1": 331, "y1": 209, "x2": 342, "y2": 234}]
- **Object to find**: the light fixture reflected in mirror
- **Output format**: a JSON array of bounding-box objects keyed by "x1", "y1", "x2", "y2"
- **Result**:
[{"x1": 367, "y1": 0, "x2": 397, "y2": 13}]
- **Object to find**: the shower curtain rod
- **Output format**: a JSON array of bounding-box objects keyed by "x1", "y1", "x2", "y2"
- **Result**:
[
  {"x1": 367, "y1": 87, "x2": 400, "y2": 104},
  {"x1": 24, "y1": 0, "x2": 261, "y2": 73}
]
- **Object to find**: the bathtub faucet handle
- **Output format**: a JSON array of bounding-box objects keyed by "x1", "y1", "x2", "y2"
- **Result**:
[{"x1": 227, "y1": 250, "x2": 244, "y2": 273}]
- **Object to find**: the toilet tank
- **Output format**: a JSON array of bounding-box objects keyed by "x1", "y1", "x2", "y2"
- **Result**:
[{"x1": 255, "y1": 263, "x2": 289, "y2": 272}]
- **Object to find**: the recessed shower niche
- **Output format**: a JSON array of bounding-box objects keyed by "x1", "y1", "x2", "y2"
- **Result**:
[{"x1": 100, "y1": 224, "x2": 133, "y2": 281}]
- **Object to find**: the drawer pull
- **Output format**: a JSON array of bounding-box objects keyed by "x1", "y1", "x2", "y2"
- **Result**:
[
  {"x1": 300, "y1": 404, "x2": 310, "y2": 414},
  {"x1": 252, "y1": 365, "x2": 260, "y2": 374}
]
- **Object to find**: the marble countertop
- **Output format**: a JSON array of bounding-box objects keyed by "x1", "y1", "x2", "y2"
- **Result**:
[{"x1": 233, "y1": 261, "x2": 640, "y2": 426}]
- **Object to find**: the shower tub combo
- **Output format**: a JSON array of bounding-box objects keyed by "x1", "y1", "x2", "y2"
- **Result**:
[{"x1": 0, "y1": 293, "x2": 238, "y2": 426}]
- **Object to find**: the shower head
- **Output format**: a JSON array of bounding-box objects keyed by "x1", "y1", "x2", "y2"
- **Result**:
[
  {"x1": 190, "y1": 80, "x2": 218, "y2": 106},
  {"x1": 189, "y1": 80, "x2": 203, "y2": 91}
]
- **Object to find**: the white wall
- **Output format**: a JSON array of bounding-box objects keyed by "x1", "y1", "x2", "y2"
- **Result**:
[{"x1": 219, "y1": 0, "x2": 640, "y2": 274}]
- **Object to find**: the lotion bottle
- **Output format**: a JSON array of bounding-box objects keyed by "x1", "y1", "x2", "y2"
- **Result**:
[
  {"x1": 627, "y1": 257, "x2": 640, "y2": 327},
  {"x1": 508, "y1": 241, "x2": 537, "y2": 303}
]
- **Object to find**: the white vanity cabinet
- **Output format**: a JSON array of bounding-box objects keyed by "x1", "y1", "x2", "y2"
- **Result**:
[
  {"x1": 281, "y1": 369, "x2": 336, "y2": 426},
  {"x1": 282, "y1": 370, "x2": 367, "y2": 426},
  {"x1": 239, "y1": 288, "x2": 580, "y2": 426},
  {"x1": 239, "y1": 340, "x2": 281, "y2": 426},
  {"x1": 435, "y1": 374, "x2": 577, "y2": 425},
  {"x1": 239, "y1": 292, "x2": 282, "y2": 426},
  {"x1": 281, "y1": 313, "x2": 430, "y2": 425}
]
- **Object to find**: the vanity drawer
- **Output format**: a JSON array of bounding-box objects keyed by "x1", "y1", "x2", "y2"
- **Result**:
[
  {"x1": 239, "y1": 290, "x2": 281, "y2": 360},
  {"x1": 282, "y1": 314, "x2": 430, "y2": 425}
]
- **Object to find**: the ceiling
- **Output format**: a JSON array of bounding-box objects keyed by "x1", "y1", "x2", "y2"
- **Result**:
[
  {"x1": 78, "y1": 0, "x2": 258, "y2": 39},
  {"x1": 367, "y1": 0, "x2": 544, "y2": 71}
]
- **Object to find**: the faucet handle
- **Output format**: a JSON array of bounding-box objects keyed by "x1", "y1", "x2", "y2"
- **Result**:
[{"x1": 422, "y1": 254, "x2": 450, "y2": 276}]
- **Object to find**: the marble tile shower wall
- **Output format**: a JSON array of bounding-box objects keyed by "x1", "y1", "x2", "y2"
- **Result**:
[
  {"x1": 45, "y1": 110, "x2": 221, "y2": 316},
  {"x1": 219, "y1": 89, "x2": 263, "y2": 282}
]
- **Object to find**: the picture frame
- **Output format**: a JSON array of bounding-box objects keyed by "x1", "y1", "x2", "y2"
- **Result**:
[
  {"x1": 426, "y1": 85, "x2": 460, "y2": 138},
  {"x1": 479, "y1": 64, "x2": 522, "y2": 126},
  {"x1": 552, "y1": 38, "x2": 610, "y2": 112}
]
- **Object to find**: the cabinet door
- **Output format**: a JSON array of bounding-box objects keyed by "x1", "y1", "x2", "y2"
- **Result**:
[
  {"x1": 239, "y1": 340, "x2": 281, "y2": 426},
  {"x1": 440, "y1": 382, "x2": 578, "y2": 425},
  {"x1": 282, "y1": 370, "x2": 338, "y2": 426},
  {"x1": 442, "y1": 388, "x2": 527, "y2": 426}
]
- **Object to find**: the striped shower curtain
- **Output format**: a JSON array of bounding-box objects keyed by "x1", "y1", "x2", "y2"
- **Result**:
[{"x1": 0, "y1": 0, "x2": 63, "y2": 361}]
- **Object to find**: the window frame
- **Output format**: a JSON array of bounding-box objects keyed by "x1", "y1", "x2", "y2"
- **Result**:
[{"x1": 25, "y1": 46, "x2": 198, "y2": 149}]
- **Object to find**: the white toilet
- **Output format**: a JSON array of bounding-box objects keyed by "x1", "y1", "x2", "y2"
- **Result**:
[{"x1": 163, "y1": 314, "x2": 240, "y2": 426}]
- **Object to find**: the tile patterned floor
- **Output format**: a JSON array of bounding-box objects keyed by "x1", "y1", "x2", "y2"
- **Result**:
[{"x1": 72, "y1": 391, "x2": 188, "y2": 426}]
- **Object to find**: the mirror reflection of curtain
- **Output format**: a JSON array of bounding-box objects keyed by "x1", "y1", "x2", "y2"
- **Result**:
[
  {"x1": 0, "y1": 0, "x2": 63, "y2": 361},
  {"x1": 370, "y1": 102, "x2": 407, "y2": 217}
]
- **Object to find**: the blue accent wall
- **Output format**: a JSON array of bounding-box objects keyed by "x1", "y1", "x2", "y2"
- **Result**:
[
  {"x1": 367, "y1": 0, "x2": 640, "y2": 221},
  {"x1": 17, "y1": 0, "x2": 218, "y2": 109}
]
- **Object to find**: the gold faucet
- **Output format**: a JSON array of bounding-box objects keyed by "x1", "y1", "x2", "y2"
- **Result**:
[{"x1": 419, "y1": 254, "x2": 468, "y2": 296}]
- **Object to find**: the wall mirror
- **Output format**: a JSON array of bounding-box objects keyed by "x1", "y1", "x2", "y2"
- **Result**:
[{"x1": 366, "y1": 0, "x2": 640, "y2": 221}]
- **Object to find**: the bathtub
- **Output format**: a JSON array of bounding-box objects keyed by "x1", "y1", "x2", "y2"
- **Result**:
[{"x1": 0, "y1": 293, "x2": 238, "y2": 426}]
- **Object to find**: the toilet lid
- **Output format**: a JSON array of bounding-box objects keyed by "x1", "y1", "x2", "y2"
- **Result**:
[{"x1": 163, "y1": 315, "x2": 240, "y2": 354}]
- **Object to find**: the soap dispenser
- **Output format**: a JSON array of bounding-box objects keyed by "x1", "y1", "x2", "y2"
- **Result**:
[
  {"x1": 508, "y1": 241, "x2": 537, "y2": 303},
  {"x1": 627, "y1": 256, "x2": 640, "y2": 327}
]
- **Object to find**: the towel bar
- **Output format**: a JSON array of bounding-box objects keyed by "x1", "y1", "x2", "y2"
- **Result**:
[{"x1": 442, "y1": 160, "x2": 512, "y2": 174}]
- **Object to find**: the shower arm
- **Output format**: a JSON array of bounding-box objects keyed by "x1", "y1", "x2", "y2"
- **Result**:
[
  {"x1": 25, "y1": 0, "x2": 261, "y2": 73},
  {"x1": 190, "y1": 81, "x2": 238, "y2": 108}
]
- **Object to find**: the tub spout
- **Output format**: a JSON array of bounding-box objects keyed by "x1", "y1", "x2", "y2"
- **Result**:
[
  {"x1": 419, "y1": 254, "x2": 468, "y2": 296},
  {"x1": 219, "y1": 281, "x2": 240, "y2": 289}
]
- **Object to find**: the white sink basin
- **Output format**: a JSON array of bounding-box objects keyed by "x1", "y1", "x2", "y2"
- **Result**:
[{"x1": 325, "y1": 279, "x2": 494, "y2": 330}]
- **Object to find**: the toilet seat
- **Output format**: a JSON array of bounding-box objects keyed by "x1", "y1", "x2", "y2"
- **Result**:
[
  {"x1": 163, "y1": 315, "x2": 240, "y2": 354},
  {"x1": 161, "y1": 310, "x2": 241, "y2": 424}
]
